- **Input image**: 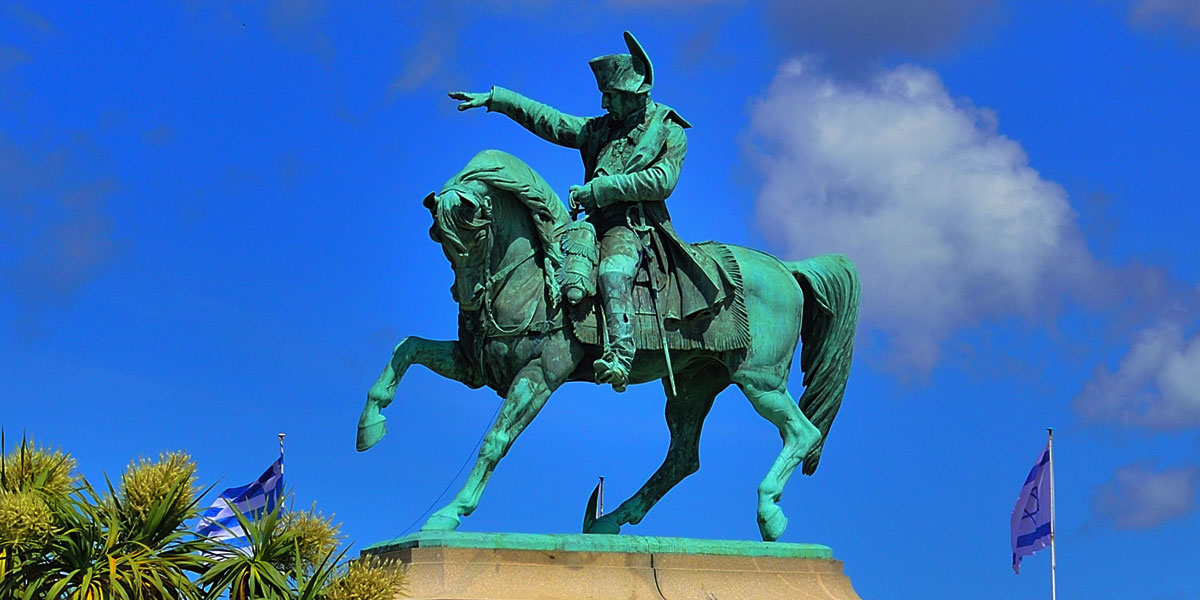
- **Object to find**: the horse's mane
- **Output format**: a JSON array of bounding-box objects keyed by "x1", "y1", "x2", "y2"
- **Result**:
[{"x1": 433, "y1": 150, "x2": 571, "y2": 306}]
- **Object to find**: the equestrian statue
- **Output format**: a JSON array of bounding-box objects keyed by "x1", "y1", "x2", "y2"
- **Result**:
[{"x1": 356, "y1": 32, "x2": 860, "y2": 542}]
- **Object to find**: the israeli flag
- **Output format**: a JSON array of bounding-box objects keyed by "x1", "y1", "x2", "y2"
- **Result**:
[
  {"x1": 1010, "y1": 442, "x2": 1051, "y2": 573},
  {"x1": 196, "y1": 456, "x2": 284, "y2": 551}
]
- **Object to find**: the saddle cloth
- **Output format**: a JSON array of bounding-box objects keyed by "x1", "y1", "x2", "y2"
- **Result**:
[{"x1": 568, "y1": 242, "x2": 751, "y2": 352}]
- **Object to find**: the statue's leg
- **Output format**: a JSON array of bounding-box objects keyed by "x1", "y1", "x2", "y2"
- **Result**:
[
  {"x1": 593, "y1": 226, "x2": 640, "y2": 392},
  {"x1": 585, "y1": 368, "x2": 727, "y2": 534},
  {"x1": 422, "y1": 334, "x2": 575, "y2": 531},
  {"x1": 358, "y1": 337, "x2": 482, "y2": 452},
  {"x1": 732, "y1": 368, "x2": 821, "y2": 542}
]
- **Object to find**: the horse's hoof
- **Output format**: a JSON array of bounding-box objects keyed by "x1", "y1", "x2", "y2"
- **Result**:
[
  {"x1": 356, "y1": 408, "x2": 387, "y2": 452},
  {"x1": 584, "y1": 514, "x2": 622, "y2": 535},
  {"x1": 421, "y1": 513, "x2": 461, "y2": 532},
  {"x1": 757, "y1": 504, "x2": 788, "y2": 542}
]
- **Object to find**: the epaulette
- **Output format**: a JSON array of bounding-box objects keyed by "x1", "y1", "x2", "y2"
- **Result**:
[{"x1": 654, "y1": 102, "x2": 692, "y2": 129}]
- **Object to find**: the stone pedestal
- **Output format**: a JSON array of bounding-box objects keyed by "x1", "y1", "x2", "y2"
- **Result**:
[{"x1": 363, "y1": 532, "x2": 862, "y2": 600}]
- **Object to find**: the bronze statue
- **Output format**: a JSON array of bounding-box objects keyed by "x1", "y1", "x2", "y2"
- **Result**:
[
  {"x1": 449, "y1": 32, "x2": 725, "y2": 393},
  {"x1": 358, "y1": 32, "x2": 860, "y2": 542}
]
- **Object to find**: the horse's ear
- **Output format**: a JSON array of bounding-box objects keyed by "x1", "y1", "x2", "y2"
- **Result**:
[{"x1": 422, "y1": 191, "x2": 437, "y2": 213}]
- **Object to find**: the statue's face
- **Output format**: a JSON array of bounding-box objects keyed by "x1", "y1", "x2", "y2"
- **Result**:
[{"x1": 601, "y1": 91, "x2": 647, "y2": 121}]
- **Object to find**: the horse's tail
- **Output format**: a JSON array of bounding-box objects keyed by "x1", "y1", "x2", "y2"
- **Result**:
[{"x1": 786, "y1": 254, "x2": 860, "y2": 476}]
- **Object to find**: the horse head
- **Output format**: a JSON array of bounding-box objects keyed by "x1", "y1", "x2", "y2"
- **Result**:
[
  {"x1": 423, "y1": 180, "x2": 495, "y2": 310},
  {"x1": 422, "y1": 151, "x2": 572, "y2": 314},
  {"x1": 424, "y1": 181, "x2": 494, "y2": 257}
]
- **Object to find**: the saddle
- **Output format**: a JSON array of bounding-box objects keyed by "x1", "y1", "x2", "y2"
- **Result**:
[{"x1": 560, "y1": 220, "x2": 751, "y2": 352}]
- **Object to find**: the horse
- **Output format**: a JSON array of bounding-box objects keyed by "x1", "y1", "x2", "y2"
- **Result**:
[{"x1": 356, "y1": 150, "x2": 859, "y2": 542}]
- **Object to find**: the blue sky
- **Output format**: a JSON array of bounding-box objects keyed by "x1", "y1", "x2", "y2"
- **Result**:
[{"x1": 2, "y1": 1, "x2": 1199, "y2": 598}]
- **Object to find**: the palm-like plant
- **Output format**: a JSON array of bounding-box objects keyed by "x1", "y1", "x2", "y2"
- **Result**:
[
  {"x1": 19, "y1": 485, "x2": 193, "y2": 600},
  {"x1": 2, "y1": 434, "x2": 409, "y2": 600},
  {"x1": 321, "y1": 556, "x2": 409, "y2": 600},
  {"x1": 1, "y1": 442, "x2": 212, "y2": 600},
  {"x1": 0, "y1": 434, "x2": 79, "y2": 597},
  {"x1": 198, "y1": 501, "x2": 355, "y2": 600},
  {"x1": 198, "y1": 503, "x2": 295, "y2": 600}
]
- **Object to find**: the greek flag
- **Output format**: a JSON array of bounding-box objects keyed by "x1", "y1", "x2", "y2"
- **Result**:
[
  {"x1": 1010, "y1": 442, "x2": 1052, "y2": 573},
  {"x1": 196, "y1": 456, "x2": 284, "y2": 551}
]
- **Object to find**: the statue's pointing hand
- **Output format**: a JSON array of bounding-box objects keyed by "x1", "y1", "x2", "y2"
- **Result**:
[{"x1": 449, "y1": 90, "x2": 490, "y2": 111}]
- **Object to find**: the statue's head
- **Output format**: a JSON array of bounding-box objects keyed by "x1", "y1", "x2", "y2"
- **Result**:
[{"x1": 590, "y1": 31, "x2": 652, "y2": 121}]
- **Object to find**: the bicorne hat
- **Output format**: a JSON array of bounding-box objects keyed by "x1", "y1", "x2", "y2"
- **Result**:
[{"x1": 588, "y1": 31, "x2": 653, "y2": 94}]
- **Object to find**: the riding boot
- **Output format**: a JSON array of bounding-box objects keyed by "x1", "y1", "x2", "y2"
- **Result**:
[{"x1": 594, "y1": 271, "x2": 636, "y2": 393}]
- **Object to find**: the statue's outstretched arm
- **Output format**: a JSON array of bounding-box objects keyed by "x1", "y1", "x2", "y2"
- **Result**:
[
  {"x1": 449, "y1": 87, "x2": 588, "y2": 149},
  {"x1": 590, "y1": 124, "x2": 687, "y2": 207}
]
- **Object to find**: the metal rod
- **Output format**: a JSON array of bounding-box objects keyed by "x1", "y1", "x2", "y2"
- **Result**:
[
  {"x1": 1047, "y1": 427, "x2": 1056, "y2": 600},
  {"x1": 634, "y1": 202, "x2": 677, "y2": 397},
  {"x1": 660, "y1": 329, "x2": 677, "y2": 397}
]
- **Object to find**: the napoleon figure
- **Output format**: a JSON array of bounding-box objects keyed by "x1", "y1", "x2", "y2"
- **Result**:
[{"x1": 449, "y1": 31, "x2": 723, "y2": 393}]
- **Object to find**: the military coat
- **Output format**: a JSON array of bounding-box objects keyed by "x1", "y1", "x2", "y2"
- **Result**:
[{"x1": 488, "y1": 86, "x2": 729, "y2": 319}]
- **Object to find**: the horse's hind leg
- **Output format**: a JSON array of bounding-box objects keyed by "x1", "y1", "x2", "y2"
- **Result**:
[
  {"x1": 585, "y1": 368, "x2": 727, "y2": 534},
  {"x1": 733, "y1": 368, "x2": 821, "y2": 542}
]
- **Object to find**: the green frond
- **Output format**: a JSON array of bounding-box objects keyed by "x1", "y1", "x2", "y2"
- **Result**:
[
  {"x1": 294, "y1": 542, "x2": 350, "y2": 600},
  {"x1": 196, "y1": 501, "x2": 294, "y2": 600},
  {"x1": 1, "y1": 449, "x2": 210, "y2": 600},
  {"x1": 0, "y1": 437, "x2": 389, "y2": 600}
]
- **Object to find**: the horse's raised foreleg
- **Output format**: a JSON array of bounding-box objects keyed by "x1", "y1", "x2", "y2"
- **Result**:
[
  {"x1": 734, "y1": 369, "x2": 821, "y2": 542},
  {"x1": 357, "y1": 337, "x2": 482, "y2": 452},
  {"x1": 585, "y1": 370, "x2": 727, "y2": 535}
]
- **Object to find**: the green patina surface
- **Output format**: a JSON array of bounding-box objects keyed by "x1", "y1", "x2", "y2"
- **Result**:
[
  {"x1": 356, "y1": 30, "x2": 860, "y2": 543},
  {"x1": 362, "y1": 531, "x2": 833, "y2": 560}
]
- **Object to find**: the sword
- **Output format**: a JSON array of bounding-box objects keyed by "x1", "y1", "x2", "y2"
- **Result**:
[{"x1": 633, "y1": 203, "x2": 677, "y2": 398}]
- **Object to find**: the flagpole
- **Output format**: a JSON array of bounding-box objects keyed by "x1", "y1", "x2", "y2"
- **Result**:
[
  {"x1": 1047, "y1": 427, "x2": 1057, "y2": 600},
  {"x1": 278, "y1": 433, "x2": 286, "y2": 474}
]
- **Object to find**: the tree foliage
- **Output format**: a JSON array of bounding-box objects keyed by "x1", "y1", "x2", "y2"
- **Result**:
[{"x1": 0, "y1": 433, "x2": 407, "y2": 600}]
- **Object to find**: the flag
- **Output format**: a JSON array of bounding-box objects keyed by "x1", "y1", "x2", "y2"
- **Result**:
[
  {"x1": 1010, "y1": 442, "x2": 1052, "y2": 573},
  {"x1": 196, "y1": 455, "x2": 284, "y2": 551}
]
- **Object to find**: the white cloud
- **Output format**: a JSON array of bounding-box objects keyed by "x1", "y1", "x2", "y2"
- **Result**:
[
  {"x1": 1131, "y1": 0, "x2": 1200, "y2": 31},
  {"x1": 0, "y1": 134, "x2": 122, "y2": 339},
  {"x1": 762, "y1": 0, "x2": 997, "y2": 70},
  {"x1": 1074, "y1": 318, "x2": 1200, "y2": 429},
  {"x1": 749, "y1": 59, "x2": 1102, "y2": 370},
  {"x1": 0, "y1": 44, "x2": 30, "y2": 76},
  {"x1": 390, "y1": 16, "x2": 461, "y2": 95},
  {"x1": 388, "y1": 1, "x2": 551, "y2": 96},
  {"x1": 266, "y1": 0, "x2": 335, "y2": 65},
  {"x1": 3, "y1": 3, "x2": 57, "y2": 36},
  {"x1": 1092, "y1": 462, "x2": 1200, "y2": 529},
  {"x1": 604, "y1": 0, "x2": 998, "y2": 69}
]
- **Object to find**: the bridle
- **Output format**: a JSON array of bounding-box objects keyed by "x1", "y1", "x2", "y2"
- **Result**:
[{"x1": 450, "y1": 192, "x2": 564, "y2": 341}]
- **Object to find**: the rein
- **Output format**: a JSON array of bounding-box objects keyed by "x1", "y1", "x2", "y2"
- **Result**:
[{"x1": 460, "y1": 209, "x2": 563, "y2": 340}]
